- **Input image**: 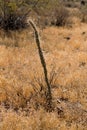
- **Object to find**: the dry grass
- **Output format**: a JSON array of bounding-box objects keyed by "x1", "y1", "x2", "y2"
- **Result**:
[{"x1": 0, "y1": 20, "x2": 87, "y2": 129}]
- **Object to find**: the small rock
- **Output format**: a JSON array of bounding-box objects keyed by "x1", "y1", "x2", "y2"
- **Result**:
[{"x1": 64, "y1": 37, "x2": 71, "y2": 40}]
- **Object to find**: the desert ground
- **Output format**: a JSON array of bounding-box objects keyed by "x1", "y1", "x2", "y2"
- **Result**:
[{"x1": 0, "y1": 9, "x2": 87, "y2": 130}]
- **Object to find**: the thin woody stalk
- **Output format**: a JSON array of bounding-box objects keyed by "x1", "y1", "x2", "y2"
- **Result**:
[{"x1": 29, "y1": 20, "x2": 52, "y2": 110}]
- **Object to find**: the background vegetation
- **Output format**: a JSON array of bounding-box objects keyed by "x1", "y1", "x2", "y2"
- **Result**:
[{"x1": 0, "y1": 0, "x2": 87, "y2": 30}]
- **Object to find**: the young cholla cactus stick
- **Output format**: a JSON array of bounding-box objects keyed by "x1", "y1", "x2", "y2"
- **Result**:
[{"x1": 28, "y1": 19, "x2": 52, "y2": 111}]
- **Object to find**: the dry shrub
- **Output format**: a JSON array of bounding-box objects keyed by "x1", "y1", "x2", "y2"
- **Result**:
[
  {"x1": 81, "y1": 6, "x2": 87, "y2": 23},
  {"x1": 0, "y1": 13, "x2": 28, "y2": 31},
  {"x1": 0, "y1": 0, "x2": 29, "y2": 31},
  {"x1": 63, "y1": 1, "x2": 80, "y2": 8},
  {"x1": 28, "y1": 67, "x2": 58, "y2": 111},
  {"x1": 52, "y1": 6, "x2": 70, "y2": 27}
]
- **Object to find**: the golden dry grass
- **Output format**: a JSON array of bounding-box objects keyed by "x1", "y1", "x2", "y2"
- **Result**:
[{"x1": 0, "y1": 21, "x2": 87, "y2": 129}]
